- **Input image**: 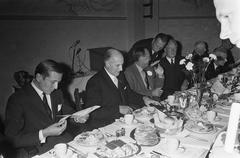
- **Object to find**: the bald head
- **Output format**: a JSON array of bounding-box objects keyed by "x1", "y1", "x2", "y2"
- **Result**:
[
  {"x1": 104, "y1": 48, "x2": 124, "y2": 77},
  {"x1": 214, "y1": 0, "x2": 240, "y2": 48}
]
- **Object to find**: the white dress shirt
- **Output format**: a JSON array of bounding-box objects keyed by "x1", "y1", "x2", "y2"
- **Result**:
[{"x1": 104, "y1": 68, "x2": 118, "y2": 88}]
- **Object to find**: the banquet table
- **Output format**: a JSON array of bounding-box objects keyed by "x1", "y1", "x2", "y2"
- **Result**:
[{"x1": 33, "y1": 104, "x2": 230, "y2": 158}]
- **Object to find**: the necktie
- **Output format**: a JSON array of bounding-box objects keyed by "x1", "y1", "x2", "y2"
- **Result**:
[
  {"x1": 143, "y1": 70, "x2": 150, "y2": 89},
  {"x1": 171, "y1": 58, "x2": 174, "y2": 64},
  {"x1": 42, "y1": 93, "x2": 52, "y2": 119}
]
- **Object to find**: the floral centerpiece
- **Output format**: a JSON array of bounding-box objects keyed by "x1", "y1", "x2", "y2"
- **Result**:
[{"x1": 179, "y1": 53, "x2": 217, "y2": 106}]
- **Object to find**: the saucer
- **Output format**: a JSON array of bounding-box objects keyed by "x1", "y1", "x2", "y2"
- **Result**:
[
  {"x1": 168, "y1": 147, "x2": 185, "y2": 154},
  {"x1": 175, "y1": 147, "x2": 185, "y2": 153}
]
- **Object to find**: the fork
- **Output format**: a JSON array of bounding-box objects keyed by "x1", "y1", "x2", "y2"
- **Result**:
[{"x1": 151, "y1": 150, "x2": 171, "y2": 158}]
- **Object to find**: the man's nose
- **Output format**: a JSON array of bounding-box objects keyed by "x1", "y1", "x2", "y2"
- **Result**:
[
  {"x1": 220, "y1": 21, "x2": 231, "y2": 40},
  {"x1": 119, "y1": 66, "x2": 123, "y2": 71},
  {"x1": 53, "y1": 82, "x2": 58, "y2": 89}
]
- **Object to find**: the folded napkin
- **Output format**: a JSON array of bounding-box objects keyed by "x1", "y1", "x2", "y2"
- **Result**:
[{"x1": 211, "y1": 81, "x2": 227, "y2": 95}]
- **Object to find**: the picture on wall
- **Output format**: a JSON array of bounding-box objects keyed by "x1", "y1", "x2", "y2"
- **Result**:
[
  {"x1": 158, "y1": 0, "x2": 215, "y2": 18},
  {"x1": 0, "y1": 0, "x2": 126, "y2": 17}
]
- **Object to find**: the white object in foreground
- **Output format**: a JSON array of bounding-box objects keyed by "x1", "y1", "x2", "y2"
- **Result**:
[{"x1": 224, "y1": 103, "x2": 240, "y2": 153}]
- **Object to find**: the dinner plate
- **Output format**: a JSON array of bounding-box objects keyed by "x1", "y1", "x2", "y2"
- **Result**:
[
  {"x1": 95, "y1": 140, "x2": 141, "y2": 158},
  {"x1": 74, "y1": 130, "x2": 105, "y2": 147},
  {"x1": 130, "y1": 128, "x2": 160, "y2": 146},
  {"x1": 150, "y1": 118, "x2": 183, "y2": 135},
  {"x1": 184, "y1": 120, "x2": 216, "y2": 134}
]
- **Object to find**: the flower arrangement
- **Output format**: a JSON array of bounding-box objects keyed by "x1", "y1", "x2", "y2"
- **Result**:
[
  {"x1": 180, "y1": 53, "x2": 217, "y2": 87},
  {"x1": 179, "y1": 53, "x2": 217, "y2": 106}
]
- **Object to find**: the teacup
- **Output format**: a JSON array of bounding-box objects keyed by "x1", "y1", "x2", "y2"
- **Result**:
[
  {"x1": 234, "y1": 93, "x2": 240, "y2": 102},
  {"x1": 54, "y1": 143, "x2": 67, "y2": 158},
  {"x1": 124, "y1": 114, "x2": 134, "y2": 125},
  {"x1": 166, "y1": 138, "x2": 180, "y2": 152},
  {"x1": 167, "y1": 95, "x2": 175, "y2": 105},
  {"x1": 207, "y1": 111, "x2": 217, "y2": 122}
]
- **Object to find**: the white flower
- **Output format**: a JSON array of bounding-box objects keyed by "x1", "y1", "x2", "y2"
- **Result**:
[
  {"x1": 202, "y1": 57, "x2": 210, "y2": 62},
  {"x1": 186, "y1": 54, "x2": 193, "y2": 60},
  {"x1": 146, "y1": 71, "x2": 153, "y2": 76},
  {"x1": 179, "y1": 59, "x2": 186, "y2": 65},
  {"x1": 186, "y1": 62, "x2": 194, "y2": 71},
  {"x1": 209, "y1": 54, "x2": 217, "y2": 60}
]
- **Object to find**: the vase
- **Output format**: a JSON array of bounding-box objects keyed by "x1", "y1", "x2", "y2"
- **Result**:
[{"x1": 194, "y1": 83, "x2": 203, "y2": 107}]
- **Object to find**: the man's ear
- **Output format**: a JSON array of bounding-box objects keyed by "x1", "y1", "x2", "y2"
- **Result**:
[
  {"x1": 105, "y1": 61, "x2": 110, "y2": 67},
  {"x1": 35, "y1": 73, "x2": 42, "y2": 82}
]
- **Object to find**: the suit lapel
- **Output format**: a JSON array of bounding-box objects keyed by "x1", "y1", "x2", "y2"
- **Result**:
[
  {"x1": 25, "y1": 85, "x2": 53, "y2": 122},
  {"x1": 102, "y1": 69, "x2": 119, "y2": 90},
  {"x1": 132, "y1": 64, "x2": 148, "y2": 90}
]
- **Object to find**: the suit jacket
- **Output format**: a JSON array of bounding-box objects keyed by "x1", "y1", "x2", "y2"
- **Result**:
[
  {"x1": 85, "y1": 69, "x2": 145, "y2": 130},
  {"x1": 128, "y1": 38, "x2": 164, "y2": 65},
  {"x1": 124, "y1": 64, "x2": 163, "y2": 97},
  {"x1": 160, "y1": 57, "x2": 186, "y2": 99},
  {"x1": 205, "y1": 61, "x2": 228, "y2": 81},
  {"x1": 4, "y1": 84, "x2": 75, "y2": 155}
]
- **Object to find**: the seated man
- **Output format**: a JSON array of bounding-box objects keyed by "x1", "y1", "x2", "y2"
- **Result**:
[
  {"x1": 205, "y1": 48, "x2": 228, "y2": 80},
  {"x1": 124, "y1": 47, "x2": 164, "y2": 99},
  {"x1": 159, "y1": 39, "x2": 188, "y2": 100},
  {"x1": 127, "y1": 33, "x2": 170, "y2": 65},
  {"x1": 4, "y1": 59, "x2": 88, "y2": 157},
  {"x1": 85, "y1": 48, "x2": 160, "y2": 130},
  {"x1": 192, "y1": 41, "x2": 209, "y2": 63}
]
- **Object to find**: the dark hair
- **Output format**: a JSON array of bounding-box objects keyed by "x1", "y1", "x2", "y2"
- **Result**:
[
  {"x1": 167, "y1": 38, "x2": 178, "y2": 48},
  {"x1": 213, "y1": 47, "x2": 228, "y2": 54},
  {"x1": 13, "y1": 70, "x2": 33, "y2": 87},
  {"x1": 132, "y1": 47, "x2": 148, "y2": 62},
  {"x1": 154, "y1": 33, "x2": 171, "y2": 43},
  {"x1": 34, "y1": 59, "x2": 63, "y2": 78}
]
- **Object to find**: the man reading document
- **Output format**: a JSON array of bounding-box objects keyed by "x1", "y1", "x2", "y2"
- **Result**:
[{"x1": 4, "y1": 59, "x2": 90, "y2": 157}]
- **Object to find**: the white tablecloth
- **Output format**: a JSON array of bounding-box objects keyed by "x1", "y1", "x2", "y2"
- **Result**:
[{"x1": 34, "y1": 112, "x2": 228, "y2": 158}]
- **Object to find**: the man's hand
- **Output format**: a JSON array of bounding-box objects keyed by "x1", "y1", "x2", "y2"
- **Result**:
[
  {"x1": 42, "y1": 120, "x2": 67, "y2": 138},
  {"x1": 119, "y1": 105, "x2": 133, "y2": 114},
  {"x1": 151, "y1": 87, "x2": 163, "y2": 97},
  {"x1": 71, "y1": 114, "x2": 89, "y2": 123},
  {"x1": 154, "y1": 65, "x2": 164, "y2": 78},
  {"x1": 181, "y1": 79, "x2": 189, "y2": 91},
  {"x1": 143, "y1": 96, "x2": 161, "y2": 106}
]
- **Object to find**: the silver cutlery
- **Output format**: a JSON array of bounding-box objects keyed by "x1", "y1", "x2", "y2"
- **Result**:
[
  {"x1": 67, "y1": 144, "x2": 88, "y2": 158},
  {"x1": 151, "y1": 150, "x2": 171, "y2": 158}
]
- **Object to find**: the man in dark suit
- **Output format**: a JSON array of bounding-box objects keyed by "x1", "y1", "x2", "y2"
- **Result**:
[
  {"x1": 4, "y1": 60, "x2": 89, "y2": 157},
  {"x1": 159, "y1": 39, "x2": 188, "y2": 100},
  {"x1": 124, "y1": 47, "x2": 164, "y2": 98},
  {"x1": 205, "y1": 48, "x2": 228, "y2": 80},
  {"x1": 127, "y1": 33, "x2": 170, "y2": 66},
  {"x1": 85, "y1": 48, "x2": 160, "y2": 130},
  {"x1": 192, "y1": 41, "x2": 209, "y2": 63}
]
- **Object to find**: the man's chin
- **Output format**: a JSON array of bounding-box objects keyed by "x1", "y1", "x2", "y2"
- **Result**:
[{"x1": 235, "y1": 41, "x2": 240, "y2": 48}]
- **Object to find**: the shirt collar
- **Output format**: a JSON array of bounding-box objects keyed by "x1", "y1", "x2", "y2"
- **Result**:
[
  {"x1": 31, "y1": 80, "x2": 50, "y2": 98},
  {"x1": 166, "y1": 56, "x2": 175, "y2": 63},
  {"x1": 135, "y1": 63, "x2": 144, "y2": 72},
  {"x1": 104, "y1": 67, "x2": 117, "y2": 81}
]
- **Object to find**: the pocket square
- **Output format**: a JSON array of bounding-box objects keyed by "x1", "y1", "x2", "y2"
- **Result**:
[
  {"x1": 124, "y1": 86, "x2": 127, "y2": 90},
  {"x1": 57, "y1": 104, "x2": 62, "y2": 112}
]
